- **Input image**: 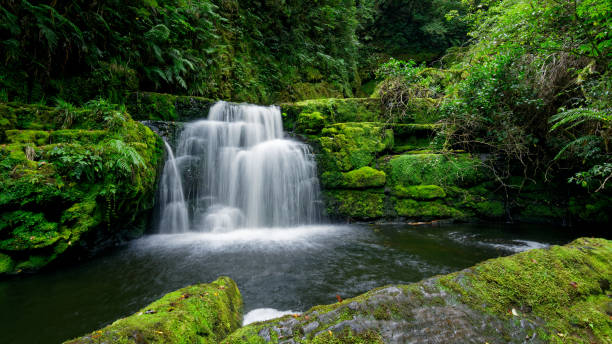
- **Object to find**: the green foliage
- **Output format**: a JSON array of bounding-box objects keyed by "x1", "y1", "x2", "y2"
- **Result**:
[
  {"x1": 372, "y1": 0, "x2": 612, "y2": 200},
  {"x1": 47, "y1": 144, "x2": 103, "y2": 182},
  {"x1": 0, "y1": 102, "x2": 163, "y2": 274},
  {"x1": 1, "y1": 0, "x2": 363, "y2": 103},
  {"x1": 295, "y1": 112, "x2": 328, "y2": 134}
]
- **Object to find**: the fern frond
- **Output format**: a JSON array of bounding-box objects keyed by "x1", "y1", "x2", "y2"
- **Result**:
[
  {"x1": 553, "y1": 135, "x2": 602, "y2": 161},
  {"x1": 549, "y1": 108, "x2": 609, "y2": 131}
]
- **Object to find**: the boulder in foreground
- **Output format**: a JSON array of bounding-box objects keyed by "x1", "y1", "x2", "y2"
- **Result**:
[
  {"x1": 64, "y1": 276, "x2": 242, "y2": 344},
  {"x1": 224, "y1": 238, "x2": 612, "y2": 343}
]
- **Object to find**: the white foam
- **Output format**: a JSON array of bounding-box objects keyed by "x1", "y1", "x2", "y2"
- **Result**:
[
  {"x1": 485, "y1": 239, "x2": 549, "y2": 252},
  {"x1": 132, "y1": 225, "x2": 352, "y2": 251},
  {"x1": 243, "y1": 308, "x2": 299, "y2": 325}
]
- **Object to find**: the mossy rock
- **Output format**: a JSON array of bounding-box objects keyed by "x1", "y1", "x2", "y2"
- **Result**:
[
  {"x1": 0, "y1": 102, "x2": 164, "y2": 275},
  {"x1": 440, "y1": 237, "x2": 612, "y2": 343},
  {"x1": 225, "y1": 238, "x2": 612, "y2": 343},
  {"x1": 281, "y1": 98, "x2": 382, "y2": 129},
  {"x1": 295, "y1": 111, "x2": 327, "y2": 134},
  {"x1": 387, "y1": 153, "x2": 484, "y2": 188},
  {"x1": 65, "y1": 277, "x2": 243, "y2": 344},
  {"x1": 321, "y1": 166, "x2": 386, "y2": 189},
  {"x1": 394, "y1": 199, "x2": 464, "y2": 219},
  {"x1": 472, "y1": 200, "x2": 505, "y2": 219},
  {"x1": 393, "y1": 185, "x2": 446, "y2": 200},
  {"x1": 318, "y1": 122, "x2": 393, "y2": 172},
  {"x1": 5, "y1": 130, "x2": 50, "y2": 145},
  {"x1": 0, "y1": 211, "x2": 62, "y2": 251},
  {"x1": 324, "y1": 190, "x2": 384, "y2": 220}
]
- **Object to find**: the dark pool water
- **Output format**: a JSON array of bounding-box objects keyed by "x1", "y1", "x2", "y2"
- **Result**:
[{"x1": 0, "y1": 223, "x2": 602, "y2": 343}]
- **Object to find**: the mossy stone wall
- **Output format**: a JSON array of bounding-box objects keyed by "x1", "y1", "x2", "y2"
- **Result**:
[
  {"x1": 282, "y1": 99, "x2": 612, "y2": 224},
  {"x1": 0, "y1": 102, "x2": 163, "y2": 274}
]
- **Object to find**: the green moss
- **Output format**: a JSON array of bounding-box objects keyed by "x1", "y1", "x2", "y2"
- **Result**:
[
  {"x1": 393, "y1": 185, "x2": 446, "y2": 200},
  {"x1": 50, "y1": 130, "x2": 107, "y2": 144},
  {"x1": 439, "y1": 238, "x2": 612, "y2": 343},
  {"x1": 0, "y1": 211, "x2": 61, "y2": 251},
  {"x1": 0, "y1": 102, "x2": 163, "y2": 275},
  {"x1": 387, "y1": 153, "x2": 483, "y2": 188},
  {"x1": 473, "y1": 200, "x2": 505, "y2": 218},
  {"x1": 282, "y1": 98, "x2": 381, "y2": 127},
  {"x1": 224, "y1": 239, "x2": 611, "y2": 343},
  {"x1": 295, "y1": 111, "x2": 328, "y2": 134},
  {"x1": 394, "y1": 199, "x2": 464, "y2": 219},
  {"x1": 5, "y1": 130, "x2": 50, "y2": 145},
  {"x1": 126, "y1": 92, "x2": 215, "y2": 121},
  {"x1": 0, "y1": 253, "x2": 14, "y2": 274},
  {"x1": 324, "y1": 190, "x2": 384, "y2": 220},
  {"x1": 322, "y1": 166, "x2": 386, "y2": 189},
  {"x1": 318, "y1": 123, "x2": 393, "y2": 172},
  {"x1": 65, "y1": 277, "x2": 243, "y2": 344}
]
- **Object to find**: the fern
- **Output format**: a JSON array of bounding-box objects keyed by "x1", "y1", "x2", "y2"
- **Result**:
[
  {"x1": 549, "y1": 108, "x2": 610, "y2": 131},
  {"x1": 553, "y1": 135, "x2": 602, "y2": 161}
]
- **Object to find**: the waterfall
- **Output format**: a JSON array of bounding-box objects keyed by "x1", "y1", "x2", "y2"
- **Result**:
[
  {"x1": 158, "y1": 140, "x2": 189, "y2": 233},
  {"x1": 157, "y1": 101, "x2": 321, "y2": 233}
]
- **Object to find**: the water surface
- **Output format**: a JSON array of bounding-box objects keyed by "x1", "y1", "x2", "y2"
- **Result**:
[{"x1": 0, "y1": 223, "x2": 600, "y2": 343}]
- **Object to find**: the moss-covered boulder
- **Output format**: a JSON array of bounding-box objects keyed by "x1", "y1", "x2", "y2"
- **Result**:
[
  {"x1": 65, "y1": 277, "x2": 243, "y2": 344},
  {"x1": 323, "y1": 190, "x2": 385, "y2": 220},
  {"x1": 321, "y1": 166, "x2": 386, "y2": 189},
  {"x1": 223, "y1": 238, "x2": 612, "y2": 343},
  {"x1": 386, "y1": 153, "x2": 484, "y2": 188},
  {"x1": 393, "y1": 184, "x2": 446, "y2": 199},
  {"x1": 281, "y1": 98, "x2": 382, "y2": 130},
  {"x1": 295, "y1": 111, "x2": 328, "y2": 134},
  {"x1": 318, "y1": 123, "x2": 393, "y2": 172},
  {"x1": 0, "y1": 102, "x2": 163, "y2": 274},
  {"x1": 391, "y1": 123, "x2": 439, "y2": 152}
]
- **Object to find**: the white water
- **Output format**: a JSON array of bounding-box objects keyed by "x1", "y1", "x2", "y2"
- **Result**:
[
  {"x1": 243, "y1": 308, "x2": 299, "y2": 325},
  {"x1": 157, "y1": 140, "x2": 189, "y2": 233},
  {"x1": 157, "y1": 101, "x2": 321, "y2": 233}
]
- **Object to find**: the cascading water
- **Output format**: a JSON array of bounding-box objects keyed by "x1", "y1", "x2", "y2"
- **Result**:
[
  {"x1": 157, "y1": 140, "x2": 189, "y2": 233},
  {"x1": 157, "y1": 101, "x2": 321, "y2": 233}
]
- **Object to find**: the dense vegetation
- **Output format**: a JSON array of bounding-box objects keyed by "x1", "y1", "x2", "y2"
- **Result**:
[
  {"x1": 0, "y1": 0, "x2": 610, "y2": 274},
  {"x1": 0, "y1": 100, "x2": 162, "y2": 273},
  {"x1": 1, "y1": 0, "x2": 363, "y2": 103},
  {"x1": 375, "y1": 0, "x2": 611, "y2": 211}
]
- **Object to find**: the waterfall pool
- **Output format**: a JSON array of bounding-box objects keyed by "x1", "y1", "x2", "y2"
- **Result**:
[{"x1": 0, "y1": 222, "x2": 603, "y2": 343}]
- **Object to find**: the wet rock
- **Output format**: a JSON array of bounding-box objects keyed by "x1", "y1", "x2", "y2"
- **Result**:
[
  {"x1": 224, "y1": 238, "x2": 612, "y2": 343},
  {"x1": 64, "y1": 277, "x2": 242, "y2": 344}
]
